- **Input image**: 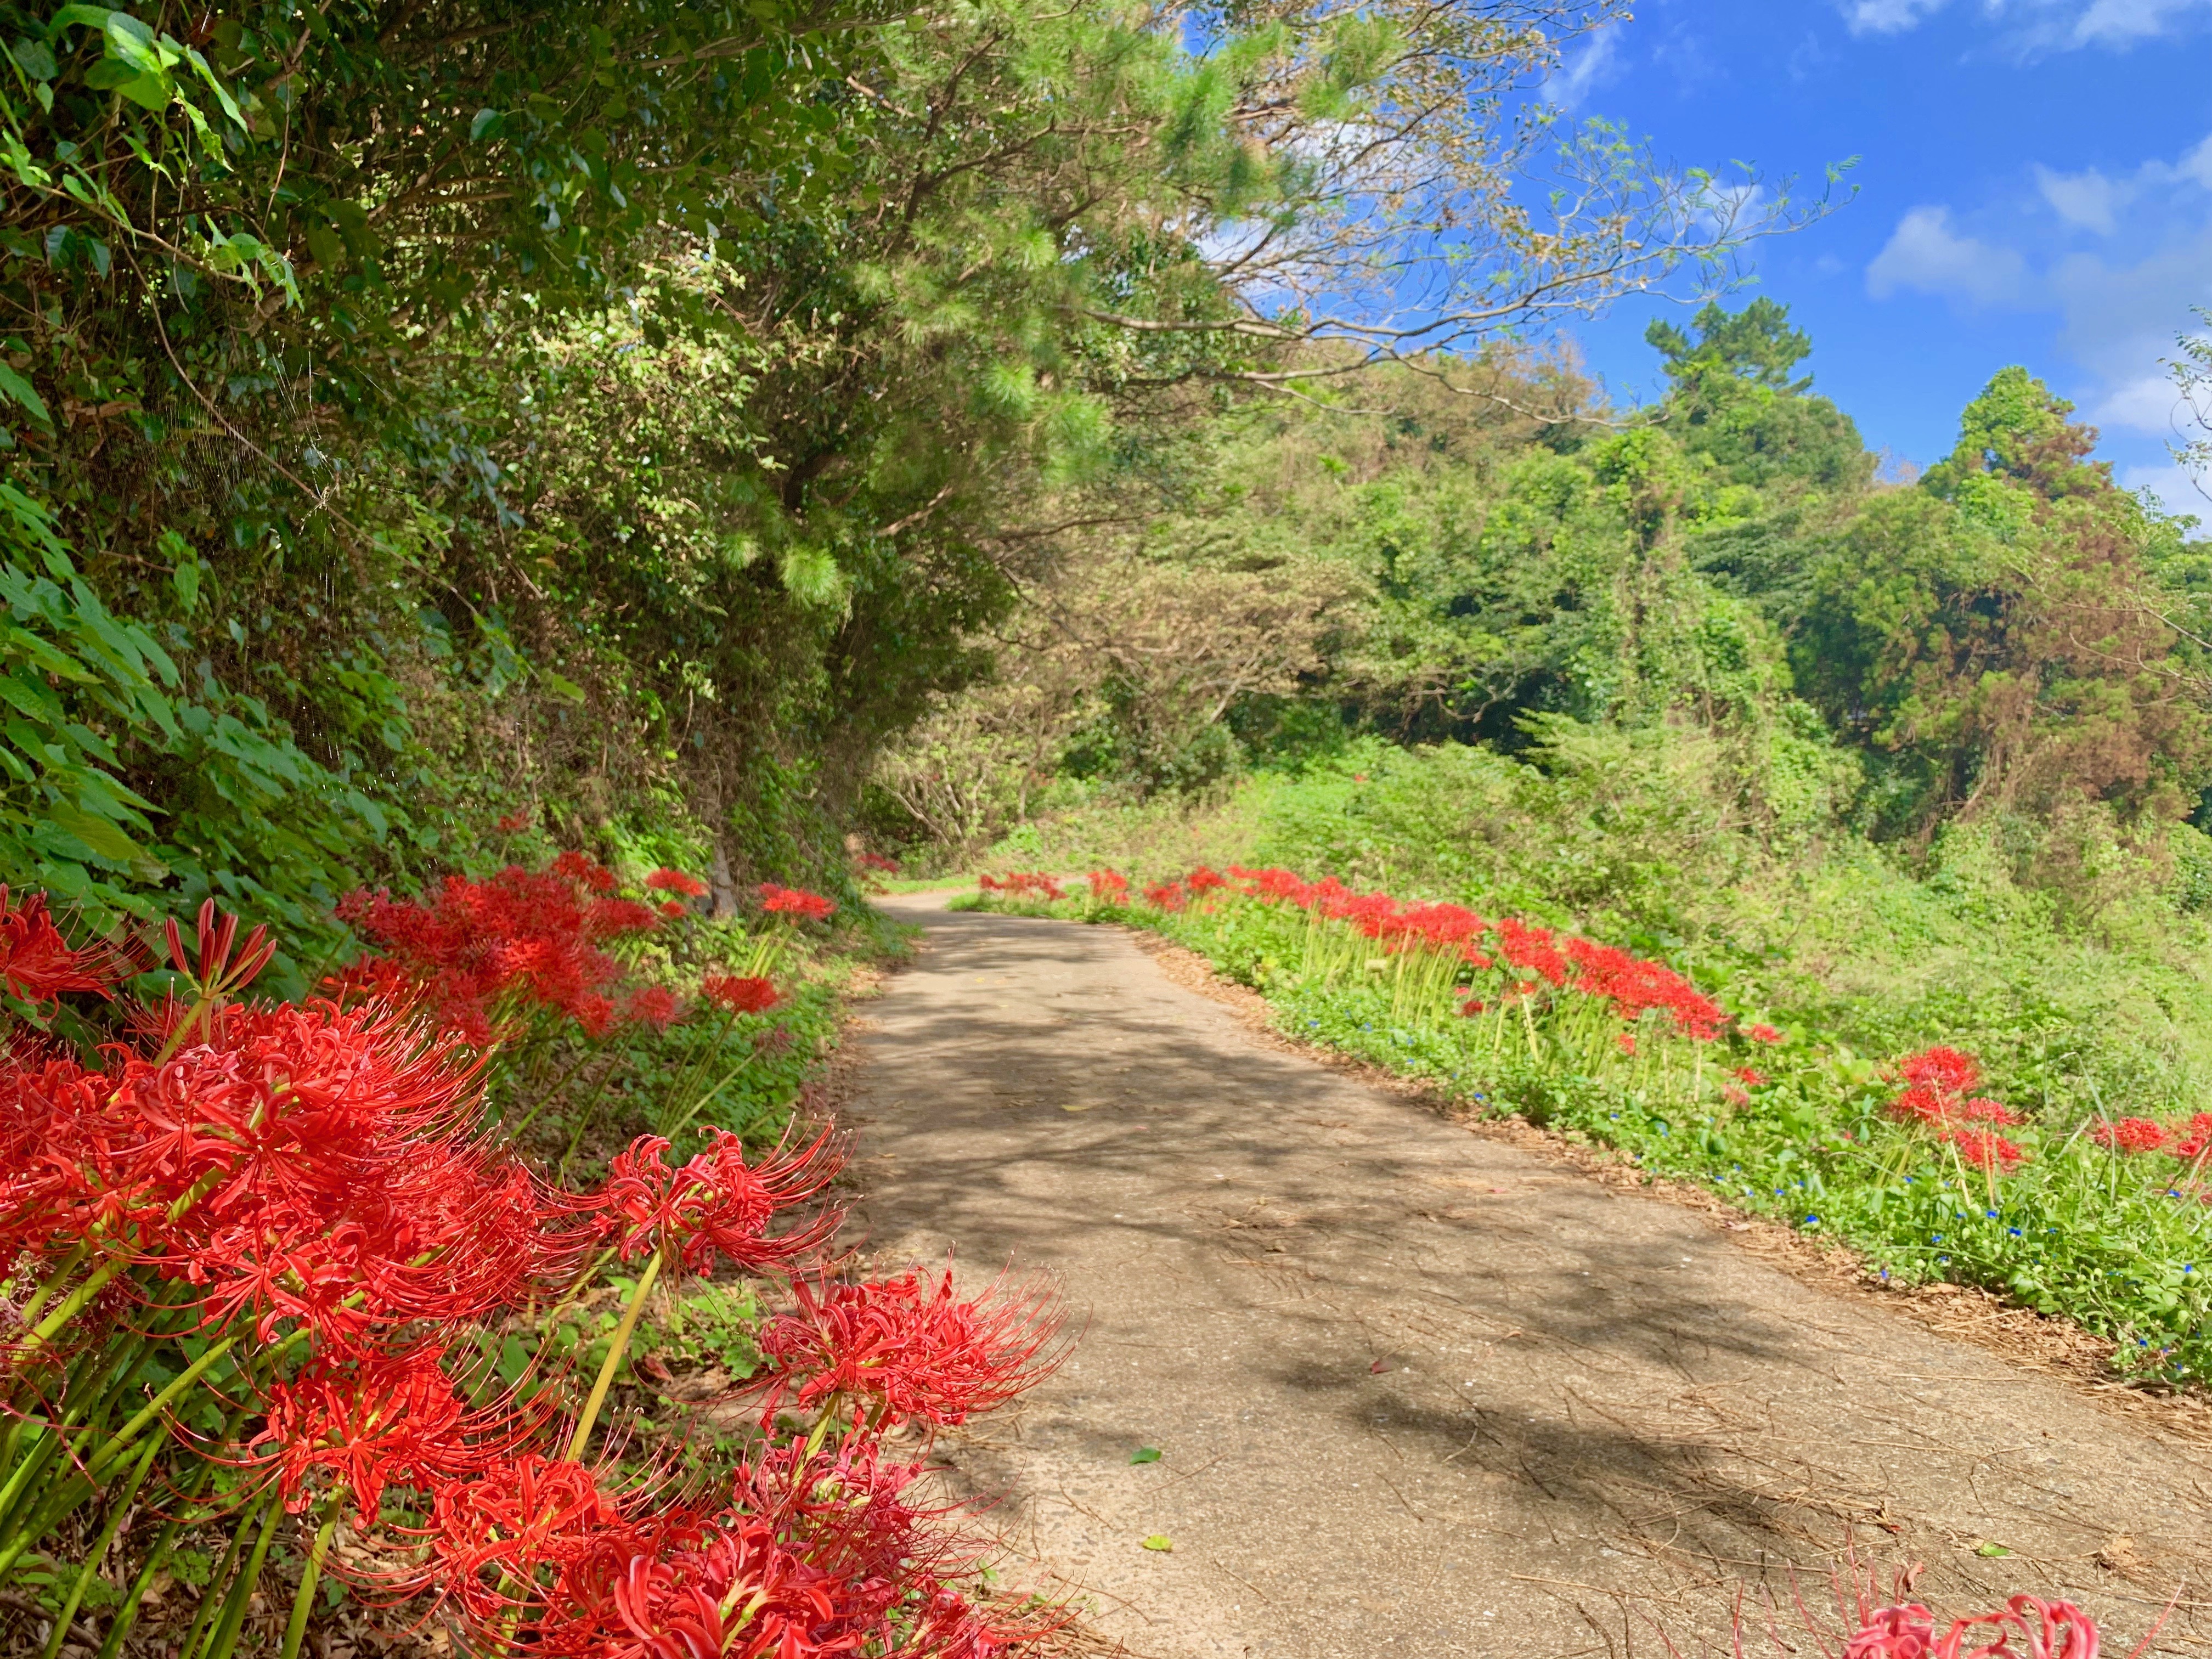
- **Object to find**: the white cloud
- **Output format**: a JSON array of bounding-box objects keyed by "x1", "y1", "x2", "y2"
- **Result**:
[
  {"x1": 2121, "y1": 460, "x2": 2210, "y2": 517},
  {"x1": 2096, "y1": 370, "x2": 2191, "y2": 435},
  {"x1": 1548, "y1": 29, "x2": 1624, "y2": 109},
  {"x1": 1839, "y1": 0, "x2": 2212, "y2": 45},
  {"x1": 2179, "y1": 132, "x2": 2212, "y2": 189},
  {"x1": 2034, "y1": 164, "x2": 2129, "y2": 233},
  {"x1": 1842, "y1": 0, "x2": 1949, "y2": 33},
  {"x1": 2071, "y1": 0, "x2": 2212, "y2": 43},
  {"x1": 1866, "y1": 207, "x2": 2028, "y2": 304}
]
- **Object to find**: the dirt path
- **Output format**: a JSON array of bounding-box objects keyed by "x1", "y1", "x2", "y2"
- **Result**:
[{"x1": 847, "y1": 896, "x2": 2212, "y2": 1659}]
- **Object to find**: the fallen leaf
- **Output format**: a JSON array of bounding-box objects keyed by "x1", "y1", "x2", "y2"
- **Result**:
[
  {"x1": 1130, "y1": 1447, "x2": 1162, "y2": 1464},
  {"x1": 1976, "y1": 1542, "x2": 2012, "y2": 1558},
  {"x1": 1141, "y1": 1535, "x2": 1174, "y2": 1552},
  {"x1": 1369, "y1": 1358, "x2": 1391, "y2": 1374}
]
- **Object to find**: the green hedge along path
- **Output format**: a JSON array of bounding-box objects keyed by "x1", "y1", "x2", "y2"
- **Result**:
[{"x1": 850, "y1": 894, "x2": 2212, "y2": 1658}]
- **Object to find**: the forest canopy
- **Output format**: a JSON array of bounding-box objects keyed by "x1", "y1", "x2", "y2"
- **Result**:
[{"x1": 0, "y1": 0, "x2": 1816, "y2": 978}]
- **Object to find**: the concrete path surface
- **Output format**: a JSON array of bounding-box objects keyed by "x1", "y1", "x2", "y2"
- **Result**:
[{"x1": 847, "y1": 896, "x2": 2212, "y2": 1659}]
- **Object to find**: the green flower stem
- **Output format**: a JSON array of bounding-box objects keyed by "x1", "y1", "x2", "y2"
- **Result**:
[
  {"x1": 94, "y1": 1511, "x2": 186, "y2": 1659},
  {"x1": 198, "y1": 1494, "x2": 283, "y2": 1659},
  {"x1": 565, "y1": 1246, "x2": 665, "y2": 1462},
  {"x1": 40, "y1": 1432, "x2": 162, "y2": 1659},
  {"x1": 279, "y1": 1503, "x2": 341, "y2": 1659},
  {"x1": 84, "y1": 1334, "x2": 239, "y2": 1482}
]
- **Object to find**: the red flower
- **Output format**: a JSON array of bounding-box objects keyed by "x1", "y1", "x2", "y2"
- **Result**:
[
  {"x1": 1733, "y1": 1066, "x2": 1766, "y2": 1088},
  {"x1": 855, "y1": 851, "x2": 900, "y2": 874},
  {"x1": 645, "y1": 868, "x2": 709, "y2": 898},
  {"x1": 249, "y1": 1342, "x2": 521, "y2": 1523},
  {"x1": 1746, "y1": 1023, "x2": 1783, "y2": 1045},
  {"x1": 1143, "y1": 880, "x2": 1187, "y2": 912},
  {"x1": 1898, "y1": 1046, "x2": 1979, "y2": 1097},
  {"x1": 702, "y1": 974, "x2": 780, "y2": 1015},
  {"x1": 2093, "y1": 1116, "x2": 2169, "y2": 1154},
  {"x1": 1616, "y1": 1032, "x2": 1638, "y2": 1056},
  {"x1": 759, "y1": 884, "x2": 837, "y2": 922},
  {"x1": 1496, "y1": 919, "x2": 1569, "y2": 988},
  {"x1": 1088, "y1": 870, "x2": 1130, "y2": 904},
  {"x1": 495, "y1": 809, "x2": 532, "y2": 833},
  {"x1": 593, "y1": 1130, "x2": 842, "y2": 1273},
  {"x1": 2171, "y1": 1112, "x2": 2212, "y2": 1161},
  {"x1": 657, "y1": 901, "x2": 686, "y2": 919},
  {"x1": 338, "y1": 858, "x2": 664, "y2": 1038},
  {"x1": 1459, "y1": 998, "x2": 1485, "y2": 1017},
  {"x1": 1942, "y1": 1127, "x2": 2024, "y2": 1171},
  {"x1": 551, "y1": 851, "x2": 620, "y2": 894},
  {"x1": 624, "y1": 986, "x2": 684, "y2": 1030},
  {"x1": 753, "y1": 1268, "x2": 1064, "y2": 1431},
  {"x1": 0, "y1": 887, "x2": 129, "y2": 1006},
  {"x1": 1843, "y1": 1604, "x2": 1936, "y2": 1658},
  {"x1": 1186, "y1": 867, "x2": 1227, "y2": 894}
]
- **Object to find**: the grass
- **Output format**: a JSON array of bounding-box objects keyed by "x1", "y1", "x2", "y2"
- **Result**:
[{"x1": 960, "y1": 871, "x2": 2212, "y2": 1389}]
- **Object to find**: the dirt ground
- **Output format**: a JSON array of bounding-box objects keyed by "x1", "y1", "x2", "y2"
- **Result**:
[{"x1": 845, "y1": 895, "x2": 2212, "y2": 1659}]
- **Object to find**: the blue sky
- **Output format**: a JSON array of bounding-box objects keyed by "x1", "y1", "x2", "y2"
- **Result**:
[{"x1": 1547, "y1": 0, "x2": 2212, "y2": 520}]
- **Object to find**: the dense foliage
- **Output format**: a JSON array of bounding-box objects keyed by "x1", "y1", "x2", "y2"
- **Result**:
[
  {"x1": 0, "y1": 0, "x2": 1788, "y2": 983},
  {"x1": 967, "y1": 859, "x2": 2212, "y2": 1385}
]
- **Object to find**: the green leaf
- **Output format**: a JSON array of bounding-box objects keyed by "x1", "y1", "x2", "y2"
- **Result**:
[
  {"x1": 470, "y1": 108, "x2": 504, "y2": 142},
  {"x1": 0, "y1": 362, "x2": 48, "y2": 428},
  {"x1": 539, "y1": 670, "x2": 586, "y2": 705},
  {"x1": 1128, "y1": 1446, "x2": 1161, "y2": 1464},
  {"x1": 101, "y1": 12, "x2": 167, "y2": 75},
  {"x1": 1140, "y1": 1535, "x2": 1173, "y2": 1552},
  {"x1": 1975, "y1": 1542, "x2": 2012, "y2": 1558},
  {"x1": 45, "y1": 5, "x2": 114, "y2": 36},
  {"x1": 46, "y1": 798, "x2": 148, "y2": 862},
  {"x1": 9, "y1": 38, "x2": 58, "y2": 80}
]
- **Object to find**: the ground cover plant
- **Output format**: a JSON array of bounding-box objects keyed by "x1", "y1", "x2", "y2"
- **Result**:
[
  {"x1": 0, "y1": 857, "x2": 1062, "y2": 1659},
  {"x1": 963, "y1": 860, "x2": 2212, "y2": 1387}
]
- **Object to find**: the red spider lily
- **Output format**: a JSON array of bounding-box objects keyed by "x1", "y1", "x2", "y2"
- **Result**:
[
  {"x1": 2171, "y1": 1113, "x2": 2212, "y2": 1161},
  {"x1": 553, "y1": 851, "x2": 621, "y2": 894},
  {"x1": 645, "y1": 869, "x2": 710, "y2": 898},
  {"x1": 166, "y1": 896, "x2": 278, "y2": 1002},
  {"x1": 1495, "y1": 918, "x2": 1569, "y2": 988},
  {"x1": 1899, "y1": 1046, "x2": 1980, "y2": 1097},
  {"x1": 1186, "y1": 867, "x2": 1227, "y2": 894},
  {"x1": 419, "y1": 1454, "x2": 658, "y2": 1630},
  {"x1": 1565, "y1": 936, "x2": 1724, "y2": 1041},
  {"x1": 1746, "y1": 1024, "x2": 1784, "y2": 1045},
  {"x1": 1840, "y1": 1595, "x2": 2103, "y2": 1659},
  {"x1": 1459, "y1": 998, "x2": 1486, "y2": 1017},
  {"x1": 624, "y1": 986, "x2": 684, "y2": 1030},
  {"x1": 1734, "y1": 1067, "x2": 1767, "y2": 1088},
  {"x1": 1942, "y1": 1127, "x2": 2025, "y2": 1172},
  {"x1": 657, "y1": 901, "x2": 686, "y2": 919},
  {"x1": 979, "y1": 872, "x2": 1062, "y2": 902},
  {"x1": 0, "y1": 888, "x2": 131, "y2": 1006},
  {"x1": 339, "y1": 859, "x2": 660, "y2": 1039},
  {"x1": 752, "y1": 1267, "x2": 1064, "y2": 1433},
  {"x1": 1617, "y1": 1032, "x2": 1638, "y2": 1056},
  {"x1": 495, "y1": 809, "x2": 533, "y2": 833},
  {"x1": 1088, "y1": 870, "x2": 1129, "y2": 904},
  {"x1": 759, "y1": 885, "x2": 837, "y2": 922},
  {"x1": 592, "y1": 1130, "x2": 842, "y2": 1274},
  {"x1": 1884, "y1": 1047, "x2": 2024, "y2": 1172},
  {"x1": 855, "y1": 851, "x2": 899, "y2": 874},
  {"x1": 1142, "y1": 879, "x2": 1187, "y2": 912},
  {"x1": 703, "y1": 974, "x2": 781, "y2": 1016},
  {"x1": 2094, "y1": 1117, "x2": 2169, "y2": 1154},
  {"x1": 246, "y1": 1342, "x2": 527, "y2": 1524}
]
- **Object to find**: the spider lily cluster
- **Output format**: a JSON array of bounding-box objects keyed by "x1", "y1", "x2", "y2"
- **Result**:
[
  {"x1": 0, "y1": 873, "x2": 1059, "y2": 1659},
  {"x1": 971, "y1": 862, "x2": 2212, "y2": 1382}
]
